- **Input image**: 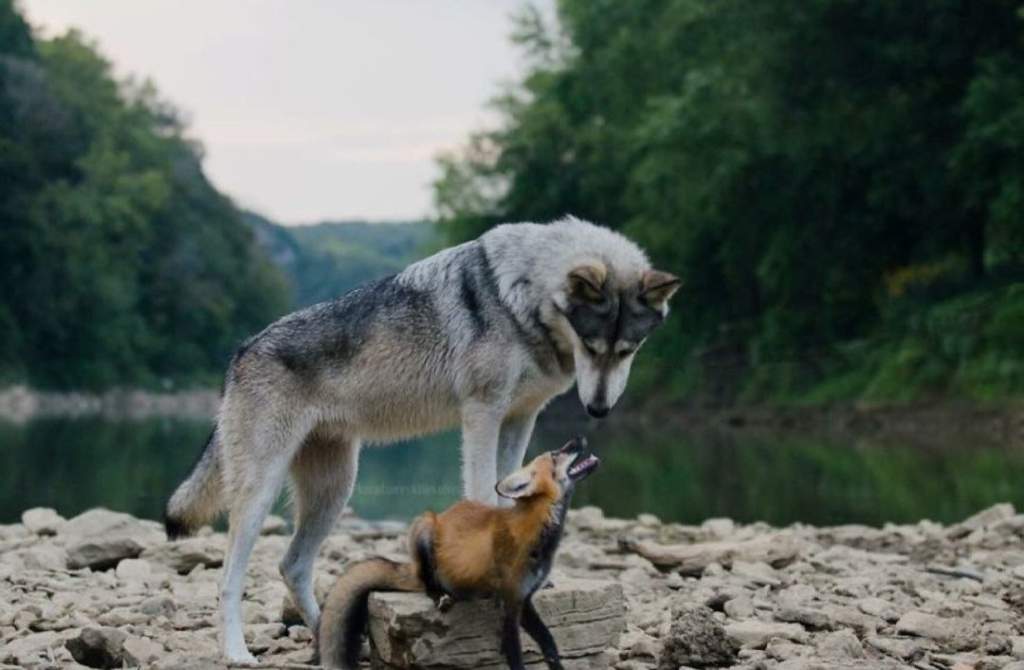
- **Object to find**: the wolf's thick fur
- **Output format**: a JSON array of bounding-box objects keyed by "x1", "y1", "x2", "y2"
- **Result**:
[{"x1": 164, "y1": 217, "x2": 678, "y2": 663}]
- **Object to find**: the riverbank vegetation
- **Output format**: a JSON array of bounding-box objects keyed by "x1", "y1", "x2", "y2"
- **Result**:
[
  {"x1": 0, "y1": 3, "x2": 288, "y2": 389},
  {"x1": 0, "y1": 2, "x2": 430, "y2": 391},
  {"x1": 435, "y1": 0, "x2": 1024, "y2": 406}
]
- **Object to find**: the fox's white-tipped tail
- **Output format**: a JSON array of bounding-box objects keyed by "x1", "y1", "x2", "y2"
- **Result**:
[{"x1": 164, "y1": 429, "x2": 224, "y2": 540}]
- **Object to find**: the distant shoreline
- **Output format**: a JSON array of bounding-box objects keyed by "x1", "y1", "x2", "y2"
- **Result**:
[
  {"x1": 2, "y1": 384, "x2": 1021, "y2": 448},
  {"x1": 0, "y1": 385, "x2": 219, "y2": 423}
]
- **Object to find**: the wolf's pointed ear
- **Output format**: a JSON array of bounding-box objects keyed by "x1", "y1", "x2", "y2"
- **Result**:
[
  {"x1": 567, "y1": 263, "x2": 606, "y2": 302},
  {"x1": 641, "y1": 270, "x2": 682, "y2": 310},
  {"x1": 495, "y1": 466, "x2": 537, "y2": 500}
]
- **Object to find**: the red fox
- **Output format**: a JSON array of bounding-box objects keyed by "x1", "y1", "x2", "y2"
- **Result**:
[{"x1": 317, "y1": 436, "x2": 600, "y2": 670}]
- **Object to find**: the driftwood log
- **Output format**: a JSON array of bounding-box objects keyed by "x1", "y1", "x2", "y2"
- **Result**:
[
  {"x1": 367, "y1": 578, "x2": 625, "y2": 669},
  {"x1": 621, "y1": 533, "x2": 803, "y2": 574}
]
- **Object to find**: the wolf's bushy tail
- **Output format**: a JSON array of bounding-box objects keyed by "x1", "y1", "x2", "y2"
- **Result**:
[
  {"x1": 164, "y1": 428, "x2": 224, "y2": 540},
  {"x1": 318, "y1": 558, "x2": 422, "y2": 670}
]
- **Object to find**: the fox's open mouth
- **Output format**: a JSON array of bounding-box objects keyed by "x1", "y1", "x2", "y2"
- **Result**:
[
  {"x1": 556, "y1": 435, "x2": 599, "y2": 481},
  {"x1": 568, "y1": 452, "x2": 599, "y2": 480}
]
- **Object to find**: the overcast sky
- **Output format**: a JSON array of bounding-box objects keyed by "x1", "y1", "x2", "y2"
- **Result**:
[{"x1": 22, "y1": 1, "x2": 551, "y2": 224}]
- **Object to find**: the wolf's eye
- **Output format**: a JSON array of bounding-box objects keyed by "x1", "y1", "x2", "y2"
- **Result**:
[
  {"x1": 584, "y1": 343, "x2": 600, "y2": 357},
  {"x1": 617, "y1": 348, "x2": 634, "y2": 359}
]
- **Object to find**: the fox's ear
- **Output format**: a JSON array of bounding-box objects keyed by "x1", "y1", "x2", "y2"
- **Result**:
[
  {"x1": 495, "y1": 466, "x2": 537, "y2": 500},
  {"x1": 567, "y1": 263, "x2": 606, "y2": 303},
  {"x1": 641, "y1": 270, "x2": 681, "y2": 310}
]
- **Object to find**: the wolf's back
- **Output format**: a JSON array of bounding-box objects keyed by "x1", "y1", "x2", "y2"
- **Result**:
[
  {"x1": 164, "y1": 428, "x2": 224, "y2": 539},
  {"x1": 318, "y1": 558, "x2": 421, "y2": 670}
]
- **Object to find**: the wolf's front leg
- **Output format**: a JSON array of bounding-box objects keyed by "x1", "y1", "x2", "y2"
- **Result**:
[{"x1": 460, "y1": 401, "x2": 504, "y2": 504}]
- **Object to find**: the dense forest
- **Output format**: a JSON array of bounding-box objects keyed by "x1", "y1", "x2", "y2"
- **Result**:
[
  {"x1": 435, "y1": 0, "x2": 1024, "y2": 405},
  {"x1": 0, "y1": 2, "x2": 430, "y2": 390},
  {"x1": 0, "y1": 2, "x2": 289, "y2": 389},
  {"x1": 4, "y1": 0, "x2": 1024, "y2": 407}
]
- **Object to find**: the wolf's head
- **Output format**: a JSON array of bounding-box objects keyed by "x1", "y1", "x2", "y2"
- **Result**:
[
  {"x1": 495, "y1": 436, "x2": 599, "y2": 502},
  {"x1": 556, "y1": 259, "x2": 680, "y2": 417}
]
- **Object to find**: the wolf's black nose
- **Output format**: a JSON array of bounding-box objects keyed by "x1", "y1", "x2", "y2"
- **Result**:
[{"x1": 586, "y1": 403, "x2": 610, "y2": 418}]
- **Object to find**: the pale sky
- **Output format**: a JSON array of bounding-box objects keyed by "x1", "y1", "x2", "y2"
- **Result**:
[{"x1": 22, "y1": 1, "x2": 553, "y2": 223}]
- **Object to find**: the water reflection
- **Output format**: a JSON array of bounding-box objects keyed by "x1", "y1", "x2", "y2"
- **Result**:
[{"x1": 1, "y1": 415, "x2": 1021, "y2": 527}]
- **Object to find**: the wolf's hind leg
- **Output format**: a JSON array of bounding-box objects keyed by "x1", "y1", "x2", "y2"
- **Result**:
[
  {"x1": 280, "y1": 428, "x2": 361, "y2": 632},
  {"x1": 219, "y1": 414, "x2": 305, "y2": 665}
]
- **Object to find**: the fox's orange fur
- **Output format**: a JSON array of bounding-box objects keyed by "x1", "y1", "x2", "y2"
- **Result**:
[
  {"x1": 422, "y1": 455, "x2": 558, "y2": 598},
  {"x1": 318, "y1": 438, "x2": 598, "y2": 670}
]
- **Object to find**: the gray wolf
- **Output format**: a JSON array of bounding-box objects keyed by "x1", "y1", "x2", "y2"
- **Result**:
[
  {"x1": 163, "y1": 216, "x2": 679, "y2": 663},
  {"x1": 318, "y1": 436, "x2": 599, "y2": 670}
]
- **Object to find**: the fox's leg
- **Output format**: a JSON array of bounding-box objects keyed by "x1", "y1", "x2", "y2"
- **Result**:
[
  {"x1": 522, "y1": 598, "x2": 563, "y2": 670},
  {"x1": 409, "y1": 513, "x2": 450, "y2": 609},
  {"x1": 499, "y1": 597, "x2": 526, "y2": 670},
  {"x1": 460, "y1": 400, "x2": 504, "y2": 504},
  {"x1": 219, "y1": 405, "x2": 309, "y2": 665},
  {"x1": 280, "y1": 427, "x2": 360, "y2": 632}
]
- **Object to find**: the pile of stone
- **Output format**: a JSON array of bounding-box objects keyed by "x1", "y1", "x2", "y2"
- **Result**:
[{"x1": 3, "y1": 501, "x2": 1024, "y2": 669}]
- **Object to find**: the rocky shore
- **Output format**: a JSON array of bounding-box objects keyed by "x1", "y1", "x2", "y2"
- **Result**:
[
  {"x1": 0, "y1": 386, "x2": 219, "y2": 423},
  {"x1": 3, "y1": 503, "x2": 1024, "y2": 669}
]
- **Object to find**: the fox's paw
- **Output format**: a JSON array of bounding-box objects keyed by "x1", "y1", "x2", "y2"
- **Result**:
[{"x1": 435, "y1": 594, "x2": 454, "y2": 612}]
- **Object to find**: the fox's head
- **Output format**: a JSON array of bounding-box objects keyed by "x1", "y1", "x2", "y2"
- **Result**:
[
  {"x1": 557, "y1": 262, "x2": 681, "y2": 418},
  {"x1": 495, "y1": 436, "x2": 599, "y2": 503}
]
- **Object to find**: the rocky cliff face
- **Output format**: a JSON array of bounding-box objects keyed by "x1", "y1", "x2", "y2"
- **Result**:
[{"x1": 3, "y1": 503, "x2": 1024, "y2": 669}]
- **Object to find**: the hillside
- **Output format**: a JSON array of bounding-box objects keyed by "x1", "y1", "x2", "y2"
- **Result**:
[{"x1": 245, "y1": 212, "x2": 437, "y2": 308}]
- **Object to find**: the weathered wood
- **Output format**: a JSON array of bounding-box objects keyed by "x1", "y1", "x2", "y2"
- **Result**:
[
  {"x1": 622, "y1": 533, "x2": 803, "y2": 574},
  {"x1": 367, "y1": 578, "x2": 624, "y2": 669}
]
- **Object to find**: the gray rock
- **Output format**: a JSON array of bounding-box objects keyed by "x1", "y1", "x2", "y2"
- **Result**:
[
  {"x1": 619, "y1": 628, "x2": 661, "y2": 661},
  {"x1": 1, "y1": 630, "x2": 63, "y2": 664},
  {"x1": 659, "y1": 604, "x2": 738, "y2": 669},
  {"x1": 63, "y1": 507, "x2": 161, "y2": 539},
  {"x1": 857, "y1": 596, "x2": 900, "y2": 622},
  {"x1": 731, "y1": 560, "x2": 781, "y2": 587},
  {"x1": 63, "y1": 508, "x2": 162, "y2": 570},
  {"x1": 865, "y1": 635, "x2": 934, "y2": 661},
  {"x1": 21, "y1": 507, "x2": 65, "y2": 536},
  {"x1": 895, "y1": 610, "x2": 958, "y2": 641},
  {"x1": 816, "y1": 630, "x2": 864, "y2": 659},
  {"x1": 66, "y1": 626, "x2": 128, "y2": 668},
  {"x1": 140, "y1": 536, "x2": 224, "y2": 574},
  {"x1": 123, "y1": 636, "x2": 165, "y2": 666},
  {"x1": 19, "y1": 545, "x2": 67, "y2": 572},
  {"x1": 948, "y1": 503, "x2": 1016, "y2": 539},
  {"x1": 724, "y1": 596, "x2": 755, "y2": 620},
  {"x1": 368, "y1": 578, "x2": 624, "y2": 669},
  {"x1": 702, "y1": 518, "x2": 736, "y2": 540},
  {"x1": 261, "y1": 514, "x2": 289, "y2": 535},
  {"x1": 725, "y1": 620, "x2": 808, "y2": 648},
  {"x1": 115, "y1": 557, "x2": 152, "y2": 582},
  {"x1": 66, "y1": 535, "x2": 148, "y2": 570},
  {"x1": 138, "y1": 595, "x2": 176, "y2": 618}
]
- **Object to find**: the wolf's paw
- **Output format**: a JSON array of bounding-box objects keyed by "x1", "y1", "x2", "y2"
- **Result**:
[{"x1": 224, "y1": 649, "x2": 259, "y2": 666}]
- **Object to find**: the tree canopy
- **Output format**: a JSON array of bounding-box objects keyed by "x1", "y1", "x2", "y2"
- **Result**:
[
  {"x1": 435, "y1": 0, "x2": 1024, "y2": 403},
  {"x1": 0, "y1": 0, "x2": 289, "y2": 389}
]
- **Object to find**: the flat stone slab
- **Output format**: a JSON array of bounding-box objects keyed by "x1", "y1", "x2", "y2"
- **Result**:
[{"x1": 367, "y1": 578, "x2": 625, "y2": 669}]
